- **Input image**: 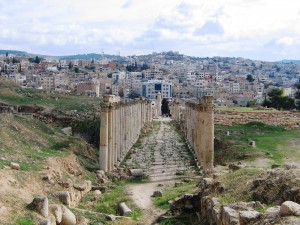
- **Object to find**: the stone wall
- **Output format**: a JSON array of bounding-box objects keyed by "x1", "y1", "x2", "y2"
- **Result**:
[
  {"x1": 171, "y1": 96, "x2": 214, "y2": 172},
  {"x1": 99, "y1": 95, "x2": 152, "y2": 171}
]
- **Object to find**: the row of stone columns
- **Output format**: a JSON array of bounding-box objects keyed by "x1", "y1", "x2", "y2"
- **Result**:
[
  {"x1": 177, "y1": 96, "x2": 214, "y2": 172},
  {"x1": 99, "y1": 95, "x2": 152, "y2": 171}
]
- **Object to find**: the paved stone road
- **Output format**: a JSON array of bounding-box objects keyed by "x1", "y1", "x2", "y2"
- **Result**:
[{"x1": 124, "y1": 117, "x2": 198, "y2": 181}]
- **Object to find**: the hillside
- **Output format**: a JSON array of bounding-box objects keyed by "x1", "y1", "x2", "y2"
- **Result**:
[
  {"x1": 0, "y1": 113, "x2": 100, "y2": 224},
  {"x1": 0, "y1": 78, "x2": 100, "y2": 113}
]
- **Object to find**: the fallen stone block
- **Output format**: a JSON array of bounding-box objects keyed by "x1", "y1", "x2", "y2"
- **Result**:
[
  {"x1": 61, "y1": 205, "x2": 76, "y2": 225},
  {"x1": 49, "y1": 204, "x2": 62, "y2": 224},
  {"x1": 9, "y1": 162, "x2": 20, "y2": 170},
  {"x1": 280, "y1": 201, "x2": 300, "y2": 216},
  {"x1": 152, "y1": 190, "x2": 163, "y2": 197},
  {"x1": 55, "y1": 191, "x2": 71, "y2": 207},
  {"x1": 129, "y1": 169, "x2": 144, "y2": 177},
  {"x1": 59, "y1": 179, "x2": 73, "y2": 188},
  {"x1": 105, "y1": 214, "x2": 116, "y2": 221},
  {"x1": 221, "y1": 206, "x2": 239, "y2": 225},
  {"x1": 118, "y1": 202, "x2": 132, "y2": 216},
  {"x1": 28, "y1": 196, "x2": 48, "y2": 217},
  {"x1": 239, "y1": 210, "x2": 261, "y2": 225}
]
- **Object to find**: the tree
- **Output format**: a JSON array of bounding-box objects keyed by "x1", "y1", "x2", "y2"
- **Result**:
[
  {"x1": 68, "y1": 62, "x2": 73, "y2": 70},
  {"x1": 74, "y1": 67, "x2": 79, "y2": 73},
  {"x1": 246, "y1": 74, "x2": 255, "y2": 82},
  {"x1": 262, "y1": 88, "x2": 295, "y2": 110},
  {"x1": 294, "y1": 83, "x2": 300, "y2": 109}
]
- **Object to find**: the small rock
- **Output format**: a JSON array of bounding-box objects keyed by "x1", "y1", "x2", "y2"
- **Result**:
[
  {"x1": 254, "y1": 201, "x2": 264, "y2": 209},
  {"x1": 152, "y1": 190, "x2": 163, "y2": 197},
  {"x1": 59, "y1": 179, "x2": 73, "y2": 188},
  {"x1": 280, "y1": 201, "x2": 300, "y2": 216},
  {"x1": 76, "y1": 216, "x2": 88, "y2": 225},
  {"x1": 93, "y1": 190, "x2": 102, "y2": 200},
  {"x1": 271, "y1": 164, "x2": 281, "y2": 169},
  {"x1": 239, "y1": 210, "x2": 261, "y2": 225},
  {"x1": 9, "y1": 162, "x2": 20, "y2": 170},
  {"x1": 41, "y1": 174, "x2": 52, "y2": 182},
  {"x1": 105, "y1": 214, "x2": 116, "y2": 221},
  {"x1": 263, "y1": 206, "x2": 280, "y2": 219},
  {"x1": 73, "y1": 183, "x2": 86, "y2": 191},
  {"x1": 174, "y1": 182, "x2": 184, "y2": 187},
  {"x1": 229, "y1": 162, "x2": 246, "y2": 171},
  {"x1": 91, "y1": 186, "x2": 108, "y2": 193}
]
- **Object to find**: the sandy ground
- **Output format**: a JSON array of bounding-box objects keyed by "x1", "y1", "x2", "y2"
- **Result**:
[{"x1": 125, "y1": 117, "x2": 197, "y2": 225}]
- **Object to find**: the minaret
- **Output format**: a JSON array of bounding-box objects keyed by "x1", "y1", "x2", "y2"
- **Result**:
[{"x1": 156, "y1": 92, "x2": 161, "y2": 116}]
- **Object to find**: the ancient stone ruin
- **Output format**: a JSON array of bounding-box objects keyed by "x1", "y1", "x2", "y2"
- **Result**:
[{"x1": 99, "y1": 95, "x2": 153, "y2": 171}]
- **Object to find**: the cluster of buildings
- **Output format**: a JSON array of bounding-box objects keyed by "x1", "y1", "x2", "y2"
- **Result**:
[{"x1": 1, "y1": 51, "x2": 300, "y2": 107}]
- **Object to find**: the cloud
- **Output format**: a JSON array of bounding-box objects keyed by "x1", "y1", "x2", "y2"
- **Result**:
[
  {"x1": 122, "y1": 0, "x2": 133, "y2": 8},
  {"x1": 194, "y1": 19, "x2": 224, "y2": 36},
  {"x1": 276, "y1": 37, "x2": 295, "y2": 46},
  {"x1": 1, "y1": 0, "x2": 300, "y2": 60}
]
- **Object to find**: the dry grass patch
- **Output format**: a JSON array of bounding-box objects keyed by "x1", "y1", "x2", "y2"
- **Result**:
[{"x1": 215, "y1": 168, "x2": 263, "y2": 204}]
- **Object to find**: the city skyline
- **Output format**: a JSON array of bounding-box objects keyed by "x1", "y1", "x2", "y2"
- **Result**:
[{"x1": 1, "y1": 0, "x2": 300, "y2": 61}]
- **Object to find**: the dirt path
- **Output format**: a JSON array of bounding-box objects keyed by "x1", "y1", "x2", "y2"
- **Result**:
[{"x1": 124, "y1": 117, "x2": 198, "y2": 225}]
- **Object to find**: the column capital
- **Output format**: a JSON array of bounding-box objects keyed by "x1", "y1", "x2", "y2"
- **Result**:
[{"x1": 100, "y1": 103, "x2": 110, "y2": 113}]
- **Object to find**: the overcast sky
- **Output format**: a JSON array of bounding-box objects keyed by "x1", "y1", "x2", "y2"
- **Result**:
[{"x1": 1, "y1": 0, "x2": 300, "y2": 61}]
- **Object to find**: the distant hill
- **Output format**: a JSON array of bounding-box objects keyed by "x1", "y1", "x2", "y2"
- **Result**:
[
  {"x1": 0, "y1": 50, "x2": 122, "y2": 60},
  {"x1": 0, "y1": 50, "x2": 28, "y2": 56},
  {"x1": 281, "y1": 60, "x2": 300, "y2": 64},
  {"x1": 59, "y1": 53, "x2": 119, "y2": 60}
]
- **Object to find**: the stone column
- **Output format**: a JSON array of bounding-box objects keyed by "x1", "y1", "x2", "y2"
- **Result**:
[
  {"x1": 199, "y1": 96, "x2": 214, "y2": 172},
  {"x1": 99, "y1": 104, "x2": 109, "y2": 171},
  {"x1": 108, "y1": 104, "x2": 114, "y2": 170}
]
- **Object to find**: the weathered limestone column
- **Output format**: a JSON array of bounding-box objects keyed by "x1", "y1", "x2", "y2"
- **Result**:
[
  {"x1": 99, "y1": 101, "x2": 109, "y2": 171},
  {"x1": 199, "y1": 96, "x2": 214, "y2": 171},
  {"x1": 114, "y1": 104, "x2": 120, "y2": 163},
  {"x1": 108, "y1": 104, "x2": 114, "y2": 170}
]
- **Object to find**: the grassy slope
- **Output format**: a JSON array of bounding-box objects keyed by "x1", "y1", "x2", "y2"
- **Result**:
[
  {"x1": 214, "y1": 121, "x2": 300, "y2": 206},
  {"x1": 215, "y1": 121, "x2": 300, "y2": 164},
  {"x1": 0, "y1": 78, "x2": 100, "y2": 112},
  {"x1": 0, "y1": 113, "x2": 90, "y2": 171}
]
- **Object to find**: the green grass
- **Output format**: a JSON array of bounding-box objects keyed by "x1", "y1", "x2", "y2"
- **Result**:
[
  {"x1": 215, "y1": 121, "x2": 300, "y2": 164},
  {"x1": 0, "y1": 79, "x2": 100, "y2": 112},
  {"x1": 152, "y1": 182, "x2": 198, "y2": 210},
  {"x1": 72, "y1": 209, "x2": 107, "y2": 225},
  {"x1": 79, "y1": 180, "x2": 142, "y2": 221},
  {"x1": 13, "y1": 216, "x2": 34, "y2": 225},
  {"x1": 0, "y1": 114, "x2": 95, "y2": 171}
]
